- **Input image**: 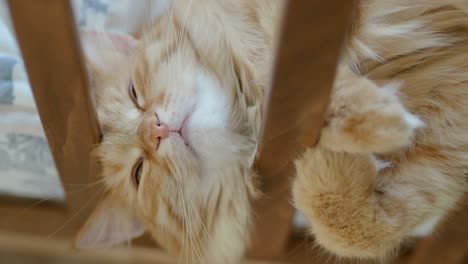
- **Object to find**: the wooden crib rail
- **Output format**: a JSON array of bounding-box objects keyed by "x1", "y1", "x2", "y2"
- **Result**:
[
  {"x1": 0, "y1": 0, "x2": 466, "y2": 263},
  {"x1": 249, "y1": 0, "x2": 355, "y2": 259},
  {"x1": 1, "y1": 0, "x2": 101, "y2": 238}
]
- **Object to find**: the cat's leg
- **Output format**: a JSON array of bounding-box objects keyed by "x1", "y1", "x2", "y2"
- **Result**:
[
  {"x1": 292, "y1": 147, "x2": 432, "y2": 259},
  {"x1": 320, "y1": 66, "x2": 423, "y2": 154}
]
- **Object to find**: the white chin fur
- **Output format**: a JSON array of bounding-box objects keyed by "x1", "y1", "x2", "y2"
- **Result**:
[{"x1": 185, "y1": 73, "x2": 239, "y2": 175}]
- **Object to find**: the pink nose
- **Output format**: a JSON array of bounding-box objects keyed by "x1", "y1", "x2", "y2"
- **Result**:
[{"x1": 150, "y1": 123, "x2": 169, "y2": 143}]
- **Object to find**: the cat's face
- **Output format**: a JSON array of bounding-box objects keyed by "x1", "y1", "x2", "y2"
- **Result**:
[{"x1": 76, "y1": 22, "x2": 258, "y2": 262}]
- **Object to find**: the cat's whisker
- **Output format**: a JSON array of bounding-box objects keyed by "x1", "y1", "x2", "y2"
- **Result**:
[
  {"x1": 172, "y1": 176, "x2": 186, "y2": 264},
  {"x1": 103, "y1": 34, "x2": 122, "y2": 54},
  {"x1": 189, "y1": 204, "x2": 214, "y2": 264},
  {"x1": 187, "y1": 209, "x2": 204, "y2": 263},
  {"x1": 146, "y1": 0, "x2": 157, "y2": 39},
  {"x1": 167, "y1": 1, "x2": 176, "y2": 55},
  {"x1": 93, "y1": 191, "x2": 110, "y2": 247},
  {"x1": 184, "y1": 202, "x2": 205, "y2": 264},
  {"x1": 180, "y1": 175, "x2": 222, "y2": 264},
  {"x1": 180, "y1": 195, "x2": 201, "y2": 264},
  {"x1": 185, "y1": 193, "x2": 216, "y2": 261},
  {"x1": 46, "y1": 186, "x2": 106, "y2": 240},
  {"x1": 14, "y1": 197, "x2": 55, "y2": 218},
  {"x1": 12, "y1": 179, "x2": 107, "y2": 220},
  {"x1": 168, "y1": 0, "x2": 180, "y2": 64},
  {"x1": 174, "y1": 0, "x2": 185, "y2": 64},
  {"x1": 177, "y1": 0, "x2": 194, "y2": 68},
  {"x1": 180, "y1": 222, "x2": 187, "y2": 264},
  {"x1": 179, "y1": 206, "x2": 192, "y2": 264},
  {"x1": 177, "y1": 182, "x2": 196, "y2": 264},
  {"x1": 178, "y1": 176, "x2": 206, "y2": 264},
  {"x1": 130, "y1": 115, "x2": 145, "y2": 136},
  {"x1": 179, "y1": 190, "x2": 190, "y2": 264},
  {"x1": 63, "y1": 176, "x2": 108, "y2": 189}
]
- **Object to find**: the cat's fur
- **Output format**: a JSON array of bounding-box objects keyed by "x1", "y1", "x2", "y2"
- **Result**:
[
  {"x1": 294, "y1": 0, "x2": 468, "y2": 259},
  {"x1": 77, "y1": 1, "x2": 279, "y2": 263},
  {"x1": 76, "y1": 0, "x2": 468, "y2": 262}
]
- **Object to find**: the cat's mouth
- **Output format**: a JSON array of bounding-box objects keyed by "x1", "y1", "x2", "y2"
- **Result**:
[
  {"x1": 170, "y1": 114, "x2": 193, "y2": 149},
  {"x1": 179, "y1": 114, "x2": 190, "y2": 145}
]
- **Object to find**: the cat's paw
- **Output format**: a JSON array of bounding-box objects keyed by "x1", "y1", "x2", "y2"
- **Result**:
[
  {"x1": 321, "y1": 78, "x2": 424, "y2": 154},
  {"x1": 292, "y1": 148, "x2": 400, "y2": 258}
]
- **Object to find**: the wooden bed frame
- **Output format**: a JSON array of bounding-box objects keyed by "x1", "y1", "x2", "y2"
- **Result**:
[{"x1": 1, "y1": 0, "x2": 466, "y2": 263}]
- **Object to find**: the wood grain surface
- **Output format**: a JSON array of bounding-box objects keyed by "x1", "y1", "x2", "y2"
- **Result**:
[
  {"x1": 1, "y1": 0, "x2": 101, "y2": 238},
  {"x1": 249, "y1": 0, "x2": 355, "y2": 259}
]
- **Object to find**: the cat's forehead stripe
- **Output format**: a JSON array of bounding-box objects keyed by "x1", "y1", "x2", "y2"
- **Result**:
[
  {"x1": 132, "y1": 36, "x2": 179, "y2": 104},
  {"x1": 144, "y1": 39, "x2": 177, "y2": 78}
]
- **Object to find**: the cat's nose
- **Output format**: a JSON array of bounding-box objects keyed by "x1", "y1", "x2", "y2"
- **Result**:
[{"x1": 150, "y1": 123, "x2": 169, "y2": 143}]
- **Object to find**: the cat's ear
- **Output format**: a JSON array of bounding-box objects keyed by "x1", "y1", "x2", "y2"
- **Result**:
[
  {"x1": 74, "y1": 193, "x2": 145, "y2": 249},
  {"x1": 80, "y1": 28, "x2": 137, "y2": 74}
]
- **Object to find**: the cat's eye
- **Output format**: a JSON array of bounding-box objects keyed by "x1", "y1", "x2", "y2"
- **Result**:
[
  {"x1": 129, "y1": 81, "x2": 139, "y2": 107},
  {"x1": 132, "y1": 157, "x2": 144, "y2": 187}
]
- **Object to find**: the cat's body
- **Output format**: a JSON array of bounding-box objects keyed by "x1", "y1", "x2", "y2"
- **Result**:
[
  {"x1": 77, "y1": 0, "x2": 467, "y2": 262},
  {"x1": 294, "y1": 0, "x2": 468, "y2": 258},
  {"x1": 78, "y1": 1, "x2": 278, "y2": 263}
]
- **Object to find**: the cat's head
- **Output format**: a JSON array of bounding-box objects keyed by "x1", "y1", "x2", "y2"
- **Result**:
[{"x1": 75, "y1": 22, "x2": 259, "y2": 262}]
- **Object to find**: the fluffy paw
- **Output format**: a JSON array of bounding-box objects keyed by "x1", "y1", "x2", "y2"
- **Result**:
[
  {"x1": 321, "y1": 76, "x2": 424, "y2": 154},
  {"x1": 292, "y1": 148, "x2": 400, "y2": 258}
]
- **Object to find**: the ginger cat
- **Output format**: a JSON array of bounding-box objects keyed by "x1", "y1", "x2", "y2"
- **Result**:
[
  {"x1": 294, "y1": 0, "x2": 468, "y2": 259},
  {"x1": 77, "y1": 1, "x2": 279, "y2": 263},
  {"x1": 76, "y1": 0, "x2": 468, "y2": 262}
]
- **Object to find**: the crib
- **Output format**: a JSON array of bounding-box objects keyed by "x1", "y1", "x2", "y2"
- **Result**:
[{"x1": 0, "y1": 0, "x2": 466, "y2": 263}]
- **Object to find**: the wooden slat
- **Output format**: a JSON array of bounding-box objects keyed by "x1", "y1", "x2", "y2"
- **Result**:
[
  {"x1": 0, "y1": 0, "x2": 100, "y2": 237},
  {"x1": 407, "y1": 194, "x2": 468, "y2": 264},
  {"x1": 249, "y1": 0, "x2": 355, "y2": 259},
  {"x1": 0, "y1": 232, "x2": 287, "y2": 264}
]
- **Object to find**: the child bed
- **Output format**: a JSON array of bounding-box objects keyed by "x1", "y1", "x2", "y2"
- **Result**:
[{"x1": 0, "y1": 0, "x2": 465, "y2": 263}]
